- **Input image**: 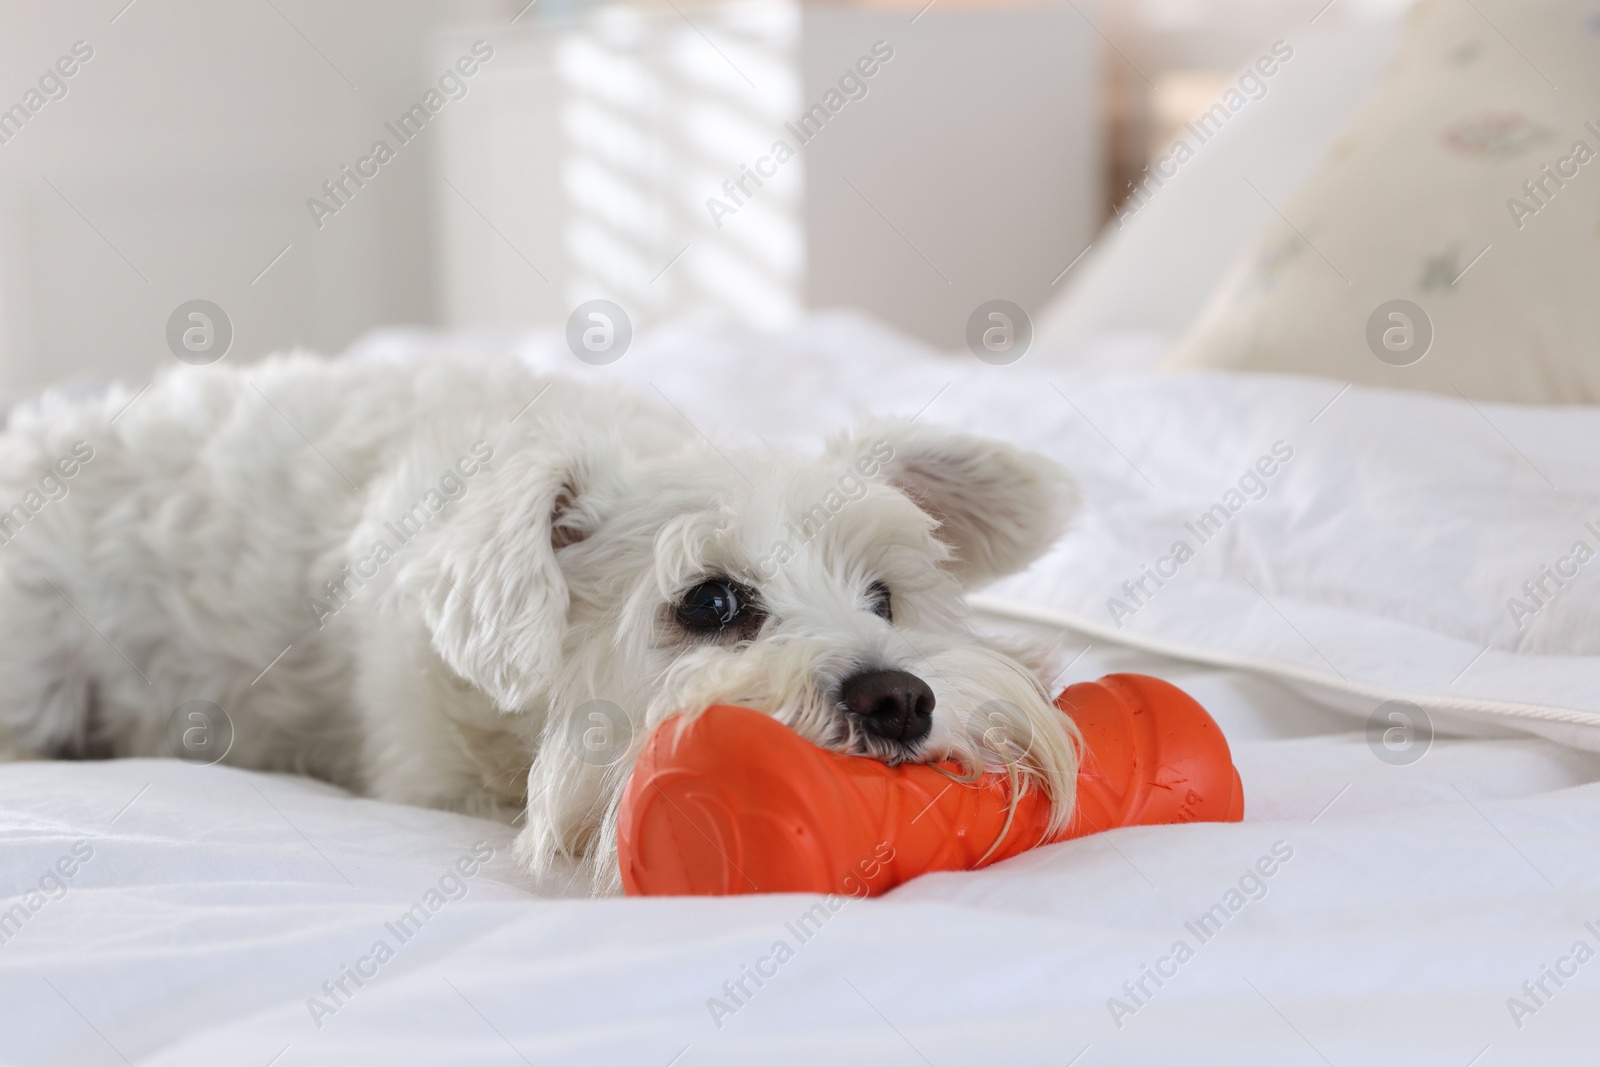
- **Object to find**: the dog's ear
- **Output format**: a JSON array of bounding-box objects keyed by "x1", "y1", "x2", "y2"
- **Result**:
[
  {"x1": 412, "y1": 447, "x2": 597, "y2": 712},
  {"x1": 830, "y1": 421, "x2": 1077, "y2": 587}
]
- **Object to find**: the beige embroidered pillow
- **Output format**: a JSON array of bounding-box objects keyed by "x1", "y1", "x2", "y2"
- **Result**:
[{"x1": 1165, "y1": 0, "x2": 1600, "y2": 404}]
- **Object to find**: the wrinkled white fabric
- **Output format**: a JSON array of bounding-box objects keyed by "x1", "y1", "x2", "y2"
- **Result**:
[
  {"x1": 6, "y1": 683, "x2": 1598, "y2": 1065},
  {"x1": 480, "y1": 312, "x2": 1600, "y2": 747},
  {"x1": 5, "y1": 314, "x2": 1599, "y2": 1064}
]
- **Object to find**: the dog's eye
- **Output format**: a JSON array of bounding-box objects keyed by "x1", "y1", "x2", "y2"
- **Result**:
[
  {"x1": 866, "y1": 581, "x2": 892, "y2": 623},
  {"x1": 676, "y1": 579, "x2": 751, "y2": 633}
]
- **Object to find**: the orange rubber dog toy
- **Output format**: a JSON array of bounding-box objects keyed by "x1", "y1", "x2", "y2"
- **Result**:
[{"x1": 618, "y1": 673, "x2": 1244, "y2": 897}]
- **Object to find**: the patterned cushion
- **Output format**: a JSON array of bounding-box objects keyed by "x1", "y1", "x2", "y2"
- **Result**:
[{"x1": 1165, "y1": 0, "x2": 1600, "y2": 404}]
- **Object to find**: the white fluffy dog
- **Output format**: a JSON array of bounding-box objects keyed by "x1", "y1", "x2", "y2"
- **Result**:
[{"x1": 0, "y1": 355, "x2": 1079, "y2": 892}]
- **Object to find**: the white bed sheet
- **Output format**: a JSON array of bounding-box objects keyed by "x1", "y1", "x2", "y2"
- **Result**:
[
  {"x1": 461, "y1": 312, "x2": 1600, "y2": 749},
  {"x1": 6, "y1": 315, "x2": 1600, "y2": 1064},
  {"x1": 5, "y1": 647, "x2": 1598, "y2": 1066}
]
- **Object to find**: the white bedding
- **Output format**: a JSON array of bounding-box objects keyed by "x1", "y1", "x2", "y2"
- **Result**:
[
  {"x1": 486, "y1": 312, "x2": 1600, "y2": 750},
  {"x1": 6, "y1": 315, "x2": 1600, "y2": 1064}
]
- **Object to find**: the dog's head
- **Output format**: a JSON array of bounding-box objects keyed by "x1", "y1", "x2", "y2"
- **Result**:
[{"x1": 415, "y1": 417, "x2": 1079, "y2": 888}]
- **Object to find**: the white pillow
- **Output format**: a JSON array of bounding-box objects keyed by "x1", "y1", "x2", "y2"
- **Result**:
[
  {"x1": 1165, "y1": 0, "x2": 1600, "y2": 403},
  {"x1": 1031, "y1": 13, "x2": 1407, "y2": 366}
]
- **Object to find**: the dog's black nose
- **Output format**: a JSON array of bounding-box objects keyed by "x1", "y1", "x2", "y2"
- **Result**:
[{"x1": 839, "y1": 670, "x2": 935, "y2": 743}]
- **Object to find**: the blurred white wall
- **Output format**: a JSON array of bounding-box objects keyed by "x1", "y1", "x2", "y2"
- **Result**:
[
  {"x1": 802, "y1": 5, "x2": 1098, "y2": 351},
  {"x1": 0, "y1": 0, "x2": 1099, "y2": 398},
  {"x1": 433, "y1": 1, "x2": 808, "y2": 335},
  {"x1": 435, "y1": 1, "x2": 1101, "y2": 350},
  {"x1": 0, "y1": 0, "x2": 505, "y2": 400}
]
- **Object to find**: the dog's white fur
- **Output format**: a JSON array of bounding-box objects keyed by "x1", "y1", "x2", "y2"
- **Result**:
[{"x1": 0, "y1": 355, "x2": 1079, "y2": 892}]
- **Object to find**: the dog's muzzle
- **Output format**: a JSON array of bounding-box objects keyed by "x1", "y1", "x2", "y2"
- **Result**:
[{"x1": 839, "y1": 669, "x2": 934, "y2": 744}]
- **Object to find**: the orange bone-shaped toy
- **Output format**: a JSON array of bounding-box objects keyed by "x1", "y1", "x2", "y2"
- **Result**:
[{"x1": 618, "y1": 673, "x2": 1244, "y2": 896}]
